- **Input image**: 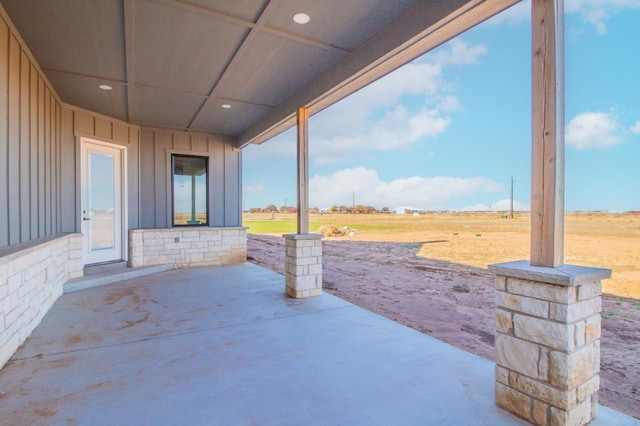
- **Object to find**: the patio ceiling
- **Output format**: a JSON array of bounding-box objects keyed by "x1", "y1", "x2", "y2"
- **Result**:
[{"x1": 0, "y1": 0, "x2": 518, "y2": 147}]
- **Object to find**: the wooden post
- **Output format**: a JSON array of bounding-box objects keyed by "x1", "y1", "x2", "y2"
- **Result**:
[
  {"x1": 530, "y1": 0, "x2": 564, "y2": 267},
  {"x1": 296, "y1": 107, "x2": 309, "y2": 234}
]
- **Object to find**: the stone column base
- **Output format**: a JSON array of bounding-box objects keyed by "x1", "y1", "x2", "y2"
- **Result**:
[
  {"x1": 489, "y1": 260, "x2": 611, "y2": 426},
  {"x1": 283, "y1": 233, "x2": 322, "y2": 298}
]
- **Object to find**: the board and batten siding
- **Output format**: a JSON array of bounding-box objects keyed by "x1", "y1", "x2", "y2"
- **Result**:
[
  {"x1": 139, "y1": 128, "x2": 242, "y2": 229},
  {"x1": 0, "y1": 14, "x2": 64, "y2": 249},
  {"x1": 60, "y1": 106, "x2": 142, "y2": 234}
]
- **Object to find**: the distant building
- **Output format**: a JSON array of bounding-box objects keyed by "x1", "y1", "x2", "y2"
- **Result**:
[{"x1": 394, "y1": 207, "x2": 422, "y2": 214}]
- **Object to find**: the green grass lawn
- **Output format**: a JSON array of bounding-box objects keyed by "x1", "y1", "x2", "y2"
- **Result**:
[
  {"x1": 243, "y1": 219, "x2": 404, "y2": 234},
  {"x1": 243, "y1": 220, "x2": 323, "y2": 234}
]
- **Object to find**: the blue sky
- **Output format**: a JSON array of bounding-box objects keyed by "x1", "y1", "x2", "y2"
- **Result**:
[{"x1": 243, "y1": 1, "x2": 640, "y2": 212}]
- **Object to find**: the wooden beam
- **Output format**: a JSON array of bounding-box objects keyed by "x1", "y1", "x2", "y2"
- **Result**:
[
  {"x1": 530, "y1": 0, "x2": 564, "y2": 267},
  {"x1": 296, "y1": 107, "x2": 309, "y2": 234}
]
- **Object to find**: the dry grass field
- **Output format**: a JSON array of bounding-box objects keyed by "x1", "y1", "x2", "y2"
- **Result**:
[{"x1": 246, "y1": 211, "x2": 640, "y2": 299}]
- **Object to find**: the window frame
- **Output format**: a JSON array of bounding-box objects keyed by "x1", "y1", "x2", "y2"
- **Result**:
[{"x1": 170, "y1": 154, "x2": 209, "y2": 227}]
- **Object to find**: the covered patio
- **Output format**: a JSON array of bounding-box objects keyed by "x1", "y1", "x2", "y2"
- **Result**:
[
  {"x1": 0, "y1": 0, "x2": 631, "y2": 423},
  {"x1": 0, "y1": 264, "x2": 635, "y2": 425}
]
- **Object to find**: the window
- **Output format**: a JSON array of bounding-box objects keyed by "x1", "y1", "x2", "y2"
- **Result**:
[{"x1": 172, "y1": 155, "x2": 208, "y2": 226}]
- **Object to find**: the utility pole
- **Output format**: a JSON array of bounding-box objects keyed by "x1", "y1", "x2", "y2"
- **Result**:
[
  {"x1": 510, "y1": 176, "x2": 515, "y2": 219},
  {"x1": 352, "y1": 192, "x2": 355, "y2": 212}
]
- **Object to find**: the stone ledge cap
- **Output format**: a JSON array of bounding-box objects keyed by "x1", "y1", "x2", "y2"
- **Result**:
[
  {"x1": 488, "y1": 260, "x2": 611, "y2": 286},
  {"x1": 282, "y1": 233, "x2": 323, "y2": 240},
  {"x1": 130, "y1": 226, "x2": 248, "y2": 232},
  {"x1": 0, "y1": 232, "x2": 81, "y2": 261}
]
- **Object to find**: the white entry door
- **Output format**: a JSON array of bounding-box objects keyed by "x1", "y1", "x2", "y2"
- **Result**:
[{"x1": 81, "y1": 140, "x2": 126, "y2": 265}]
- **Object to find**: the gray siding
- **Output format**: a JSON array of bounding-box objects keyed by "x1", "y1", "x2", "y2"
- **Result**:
[
  {"x1": 60, "y1": 107, "x2": 74, "y2": 233},
  {"x1": 139, "y1": 128, "x2": 242, "y2": 229},
  {"x1": 0, "y1": 16, "x2": 64, "y2": 249},
  {"x1": 0, "y1": 23, "x2": 8, "y2": 247},
  {"x1": 8, "y1": 34, "x2": 20, "y2": 244},
  {"x1": 0, "y1": 10, "x2": 242, "y2": 250}
]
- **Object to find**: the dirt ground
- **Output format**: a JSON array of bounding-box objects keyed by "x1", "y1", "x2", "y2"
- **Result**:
[{"x1": 247, "y1": 232, "x2": 640, "y2": 419}]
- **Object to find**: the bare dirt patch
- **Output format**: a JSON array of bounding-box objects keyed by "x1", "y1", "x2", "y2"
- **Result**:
[{"x1": 247, "y1": 231, "x2": 640, "y2": 419}]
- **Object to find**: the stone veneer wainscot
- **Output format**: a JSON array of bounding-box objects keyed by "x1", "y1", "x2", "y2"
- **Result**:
[
  {"x1": 129, "y1": 227, "x2": 247, "y2": 268},
  {"x1": 489, "y1": 260, "x2": 611, "y2": 426},
  {"x1": 0, "y1": 234, "x2": 83, "y2": 369}
]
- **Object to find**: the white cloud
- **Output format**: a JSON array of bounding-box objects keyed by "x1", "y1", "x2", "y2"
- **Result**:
[
  {"x1": 242, "y1": 133, "x2": 296, "y2": 163},
  {"x1": 488, "y1": 0, "x2": 640, "y2": 34},
  {"x1": 245, "y1": 182, "x2": 265, "y2": 193},
  {"x1": 438, "y1": 95, "x2": 462, "y2": 112},
  {"x1": 245, "y1": 38, "x2": 487, "y2": 166},
  {"x1": 408, "y1": 108, "x2": 452, "y2": 140},
  {"x1": 309, "y1": 167, "x2": 503, "y2": 210},
  {"x1": 309, "y1": 92, "x2": 453, "y2": 165},
  {"x1": 487, "y1": 1, "x2": 531, "y2": 26},
  {"x1": 566, "y1": 111, "x2": 623, "y2": 149},
  {"x1": 355, "y1": 62, "x2": 444, "y2": 104},
  {"x1": 429, "y1": 39, "x2": 488, "y2": 65},
  {"x1": 565, "y1": 0, "x2": 640, "y2": 34},
  {"x1": 630, "y1": 121, "x2": 640, "y2": 134},
  {"x1": 455, "y1": 199, "x2": 530, "y2": 212},
  {"x1": 454, "y1": 203, "x2": 493, "y2": 212},
  {"x1": 305, "y1": 41, "x2": 489, "y2": 165}
]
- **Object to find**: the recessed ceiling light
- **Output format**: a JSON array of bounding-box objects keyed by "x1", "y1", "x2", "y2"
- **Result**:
[
  {"x1": 99, "y1": 84, "x2": 113, "y2": 91},
  {"x1": 293, "y1": 13, "x2": 310, "y2": 24},
  {"x1": 221, "y1": 104, "x2": 231, "y2": 109}
]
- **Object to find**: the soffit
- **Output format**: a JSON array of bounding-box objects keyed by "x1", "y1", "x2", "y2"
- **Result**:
[
  {"x1": 0, "y1": 0, "x2": 519, "y2": 146},
  {"x1": 46, "y1": 71, "x2": 129, "y2": 122},
  {"x1": 217, "y1": 32, "x2": 344, "y2": 107},
  {"x1": 2, "y1": 0, "x2": 126, "y2": 81},
  {"x1": 265, "y1": 0, "x2": 418, "y2": 51},
  {"x1": 134, "y1": 1, "x2": 250, "y2": 96}
]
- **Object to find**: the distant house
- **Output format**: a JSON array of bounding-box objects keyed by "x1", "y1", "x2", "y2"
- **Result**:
[{"x1": 394, "y1": 207, "x2": 422, "y2": 215}]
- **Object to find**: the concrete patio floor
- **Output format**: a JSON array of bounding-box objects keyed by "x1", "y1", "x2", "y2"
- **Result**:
[{"x1": 0, "y1": 263, "x2": 637, "y2": 425}]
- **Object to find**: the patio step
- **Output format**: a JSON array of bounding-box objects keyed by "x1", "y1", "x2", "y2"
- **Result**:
[
  {"x1": 64, "y1": 264, "x2": 174, "y2": 293},
  {"x1": 83, "y1": 260, "x2": 127, "y2": 276}
]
